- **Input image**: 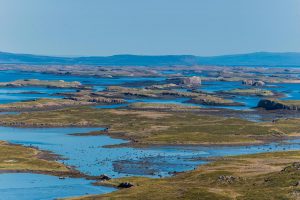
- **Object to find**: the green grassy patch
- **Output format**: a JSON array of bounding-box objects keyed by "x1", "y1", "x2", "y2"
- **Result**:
[
  {"x1": 0, "y1": 141, "x2": 68, "y2": 172},
  {"x1": 0, "y1": 107, "x2": 293, "y2": 145}
]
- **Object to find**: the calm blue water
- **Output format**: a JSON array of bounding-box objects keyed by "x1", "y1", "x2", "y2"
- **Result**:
[
  {"x1": 0, "y1": 70, "x2": 165, "y2": 104},
  {"x1": 1, "y1": 126, "x2": 300, "y2": 179},
  {"x1": 200, "y1": 81, "x2": 243, "y2": 93},
  {"x1": 93, "y1": 81, "x2": 300, "y2": 111},
  {"x1": 0, "y1": 87, "x2": 73, "y2": 104},
  {"x1": 0, "y1": 70, "x2": 165, "y2": 86},
  {"x1": 198, "y1": 81, "x2": 256, "y2": 110},
  {"x1": 199, "y1": 81, "x2": 300, "y2": 110},
  {"x1": 0, "y1": 127, "x2": 206, "y2": 177},
  {"x1": 0, "y1": 173, "x2": 115, "y2": 200},
  {"x1": 1, "y1": 126, "x2": 300, "y2": 200},
  {"x1": 270, "y1": 83, "x2": 300, "y2": 100},
  {"x1": 1, "y1": 70, "x2": 300, "y2": 199}
]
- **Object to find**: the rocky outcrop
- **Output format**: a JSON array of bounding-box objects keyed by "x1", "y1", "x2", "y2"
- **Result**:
[
  {"x1": 217, "y1": 175, "x2": 240, "y2": 184},
  {"x1": 145, "y1": 83, "x2": 178, "y2": 90},
  {"x1": 253, "y1": 81, "x2": 266, "y2": 87},
  {"x1": 118, "y1": 182, "x2": 134, "y2": 188},
  {"x1": 187, "y1": 95, "x2": 244, "y2": 106},
  {"x1": 88, "y1": 97, "x2": 125, "y2": 104},
  {"x1": 223, "y1": 88, "x2": 275, "y2": 97},
  {"x1": 105, "y1": 86, "x2": 157, "y2": 98},
  {"x1": 97, "y1": 174, "x2": 111, "y2": 181},
  {"x1": 128, "y1": 102, "x2": 200, "y2": 111},
  {"x1": 242, "y1": 79, "x2": 265, "y2": 87},
  {"x1": 242, "y1": 79, "x2": 253, "y2": 86},
  {"x1": 69, "y1": 96, "x2": 125, "y2": 104},
  {"x1": 257, "y1": 99, "x2": 300, "y2": 110},
  {"x1": 281, "y1": 162, "x2": 300, "y2": 172},
  {"x1": 167, "y1": 76, "x2": 201, "y2": 87},
  {"x1": 182, "y1": 76, "x2": 202, "y2": 86},
  {"x1": 0, "y1": 79, "x2": 86, "y2": 89}
]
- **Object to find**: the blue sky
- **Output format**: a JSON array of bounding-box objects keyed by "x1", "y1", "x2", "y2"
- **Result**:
[{"x1": 0, "y1": 0, "x2": 299, "y2": 56}]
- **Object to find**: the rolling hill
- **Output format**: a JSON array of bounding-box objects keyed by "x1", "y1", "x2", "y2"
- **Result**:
[{"x1": 1, "y1": 51, "x2": 300, "y2": 66}]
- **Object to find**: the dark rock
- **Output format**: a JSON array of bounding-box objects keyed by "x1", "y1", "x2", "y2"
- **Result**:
[
  {"x1": 258, "y1": 99, "x2": 300, "y2": 111},
  {"x1": 98, "y1": 174, "x2": 111, "y2": 181},
  {"x1": 281, "y1": 162, "x2": 300, "y2": 174},
  {"x1": 293, "y1": 181, "x2": 300, "y2": 186},
  {"x1": 118, "y1": 182, "x2": 134, "y2": 188},
  {"x1": 264, "y1": 177, "x2": 271, "y2": 182},
  {"x1": 253, "y1": 80, "x2": 266, "y2": 87}
]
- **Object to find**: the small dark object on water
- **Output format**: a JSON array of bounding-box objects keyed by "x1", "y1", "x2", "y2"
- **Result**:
[
  {"x1": 118, "y1": 182, "x2": 134, "y2": 188},
  {"x1": 98, "y1": 174, "x2": 111, "y2": 181}
]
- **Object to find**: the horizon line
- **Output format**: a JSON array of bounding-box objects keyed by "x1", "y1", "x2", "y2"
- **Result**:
[{"x1": 1, "y1": 50, "x2": 300, "y2": 58}]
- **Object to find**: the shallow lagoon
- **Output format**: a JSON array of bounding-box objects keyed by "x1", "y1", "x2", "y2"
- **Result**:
[
  {"x1": 1, "y1": 126, "x2": 300, "y2": 199},
  {"x1": 0, "y1": 127, "x2": 207, "y2": 177},
  {"x1": 1, "y1": 126, "x2": 300, "y2": 178}
]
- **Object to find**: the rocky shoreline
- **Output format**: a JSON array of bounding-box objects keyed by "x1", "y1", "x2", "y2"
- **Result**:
[
  {"x1": 0, "y1": 79, "x2": 89, "y2": 89},
  {"x1": 258, "y1": 99, "x2": 300, "y2": 111}
]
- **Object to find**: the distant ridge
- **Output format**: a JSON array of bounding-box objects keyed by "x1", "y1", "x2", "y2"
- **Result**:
[
  {"x1": 197, "y1": 52, "x2": 300, "y2": 66},
  {"x1": 1, "y1": 51, "x2": 300, "y2": 66}
]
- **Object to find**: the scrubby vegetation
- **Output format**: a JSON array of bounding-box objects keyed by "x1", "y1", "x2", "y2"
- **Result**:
[
  {"x1": 0, "y1": 107, "x2": 297, "y2": 145},
  {"x1": 0, "y1": 98, "x2": 93, "y2": 112},
  {"x1": 223, "y1": 88, "x2": 275, "y2": 97},
  {"x1": 0, "y1": 141, "x2": 68, "y2": 172}
]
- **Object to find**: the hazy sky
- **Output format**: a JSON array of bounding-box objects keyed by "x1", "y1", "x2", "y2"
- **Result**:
[{"x1": 0, "y1": 0, "x2": 300, "y2": 56}]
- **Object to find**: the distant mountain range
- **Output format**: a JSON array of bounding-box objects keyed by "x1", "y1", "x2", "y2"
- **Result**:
[{"x1": 1, "y1": 51, "x2": 300, "y2": 66}]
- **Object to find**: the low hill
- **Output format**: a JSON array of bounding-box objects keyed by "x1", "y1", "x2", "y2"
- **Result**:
[{"x1": 1, "y1": 51, "x2": 300, "y2": 66}]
